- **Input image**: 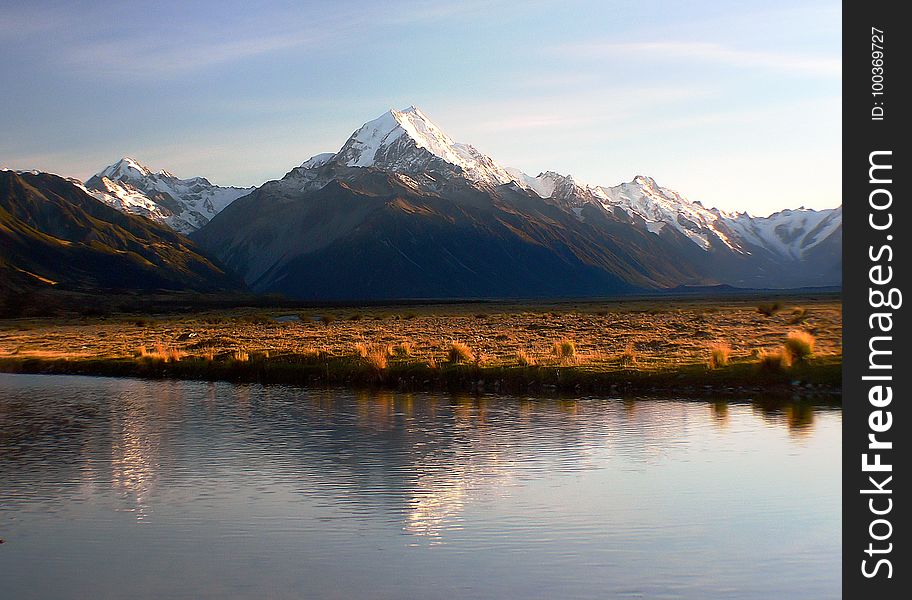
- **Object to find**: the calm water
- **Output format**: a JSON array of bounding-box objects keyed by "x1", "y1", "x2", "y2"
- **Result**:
[{"x1": 0, "y1": 373, "x2": 840, "y2": 599}]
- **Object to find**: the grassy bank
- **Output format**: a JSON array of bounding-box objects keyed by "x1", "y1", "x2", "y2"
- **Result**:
[
  {"x1": 0, "y1": 295, "x2": 842, "y2": 400},
  {"x1": 0, "y1": 351, "x2": 840, "y2": 400}
]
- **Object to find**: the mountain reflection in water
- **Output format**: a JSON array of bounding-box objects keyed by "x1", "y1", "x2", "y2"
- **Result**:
[{"x1": 0, "y1": 374, "x2": 840, "y2": 600}]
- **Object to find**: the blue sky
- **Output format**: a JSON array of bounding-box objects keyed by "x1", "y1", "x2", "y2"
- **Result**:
[{"x1": 0, "y1": 0, "x2": 840, "y2": 215}]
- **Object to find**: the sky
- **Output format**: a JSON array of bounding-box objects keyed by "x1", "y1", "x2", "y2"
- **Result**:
[{"x1": 0, "y1": 0, "x2": 840, "y2": 216}]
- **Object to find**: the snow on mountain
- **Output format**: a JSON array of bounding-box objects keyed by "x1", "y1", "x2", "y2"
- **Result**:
[
  {"x1": 594, "y1": 176, "x2": 740, "y2": 251},
  {"x1": 725, "y1": 205, "x2": 842, "y2": 259},
  {"x1": 512, "y1": 169, "x2": 841, "y2": 258},
  {"x1": 511, "y1": 170, "x2": 739, "y2": 250},
  {"x1": 299, "y1": 152, "x2": 335, "y2": 169},
  {"x1": 290, "y1": 106, "x2": 840, "y2": 259},
  {"x1": 300, "y1": 106, "x2": 516, "y2": 187},
  {"x1": 84, "y1": 157, "x2": 254, "y2": 233}
]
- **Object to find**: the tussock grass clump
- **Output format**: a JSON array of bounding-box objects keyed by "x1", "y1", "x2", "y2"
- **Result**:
[
  {"x1": 788, "y1": 307, "x2": 809, "y2": 324},
  {"x1": 515, "y1": 350, "x2": 535, "y2": 367},
  {"x1": 354, "y1": 343, "x2": 391, "y2": 371},
  {"x1": 784, "y1": 330, "x2": 815, "y2": 360},
  {"x1": 364, "y1": 347, "x2": 388, "y2": 372},
  {"x1": 448, "y1": 342, "x2": 474, "y2": 364},
  {"x1": 393, "y1": 341, "x2": 414, "y2": 357},
  {"x1": 232, "y1": 350, "x2": 250, "y2": 362},
  {"x1": 620, "y1": 342, "x2": 638, "y2": 367},
  {"x1": 757, "y1": 302, "x2": 782, "y2": 317},
  {"x1": 299, "y1": 348, "x2": 325, "y2": 362},
  {"x1": 757, "y1": 348, "x2": 793, "y2": 372},
  {"x1": 552, "y1": 339, "x2": 576, "y2": 360},
  {"x1": 137, "y1": 342, "x2": 184, "y2": 363},
  {"x1": 707, "y1": 342, "x2": 732, "y2": 369}
]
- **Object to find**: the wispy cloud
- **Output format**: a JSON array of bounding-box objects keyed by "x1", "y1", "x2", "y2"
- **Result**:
[
  {"x1": 65, "y1": 31, "x2": 322, "y2": 76},
  {"x1": 552, "y1": 41, "x2": 839, "y2": 76}
]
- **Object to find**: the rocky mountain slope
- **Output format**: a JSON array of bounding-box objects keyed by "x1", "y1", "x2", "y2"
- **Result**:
[
  {"x1": 83, "y1": 157, "x2": 253, "y2": 233},
  {"x1": 0, "y1": 170, "x2": 242, "y2": 300},
  {"x1": 191, "y1": 106, "x2": 841, "y2": 299}
]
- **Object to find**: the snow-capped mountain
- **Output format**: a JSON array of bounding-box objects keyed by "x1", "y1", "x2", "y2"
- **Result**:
[
  {"x1": 287, "y1": 107, "x2": 840, "y2": 264},
  {"x1": 286, "y1": 106, "x2": 515, "y2": 190},
  {"x1": 83, "y1": 157, "x2": 254, "y2": 234},
  {"x1": 192, "y1": 105, "x2": 841, "y2": 298},
  {"x1": 333, "y1": 106, "x2": 515, "y2": 186},
  {"x1": 507, "y1": 170, "x2": 841, "y2": 259},
  {"x1": 725, "y1": 205, "x2": 843, "y2": 260}
]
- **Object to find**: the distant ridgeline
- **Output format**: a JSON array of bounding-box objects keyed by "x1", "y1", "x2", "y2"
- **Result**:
[
  {"x1": 2, "y1": 106, "x2": 841, "y2": 303},
  {"x1": 0, "y1": 170, "x2": 242, "y2": 314}
]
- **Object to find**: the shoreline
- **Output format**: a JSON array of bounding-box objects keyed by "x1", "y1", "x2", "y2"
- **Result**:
[
  {"x1": 0, "y1": 354, "x2": 842, "y2": 402},
  {"x1": 0, "y1": 296, "x2": 843, "y2": 402}
]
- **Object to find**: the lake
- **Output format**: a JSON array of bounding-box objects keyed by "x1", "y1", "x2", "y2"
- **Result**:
[{"x1": 0, "y1": 373, "x2": 840, "y2": 599}]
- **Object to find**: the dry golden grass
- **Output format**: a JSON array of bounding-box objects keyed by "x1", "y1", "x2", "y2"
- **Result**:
[
  {"x1": 0, "y1": 296, "x2": 842, "y2": 375},
  {"x1": 620, "y1": 342, "x2": 638, "y2": 367},
  {"x1": 784, "y1": 330, "x2": 815, "y2": 361},
  {"x1": 515, "y1": 349, "x2": 535, "y2": 367},
  {"x1": 708, "y1": 342, "x2": 732, "y2": 369},
  {"x1": 136, "y1": 342, "x2": 184, "y2": 362},
  {"x1": 758, "y1": 348, "x2": 793, "y2": 371},
  {"x1": 362, "y1": 345, "x2": 388, "y2": 371},
  {"x1": 448, "y1": 342, "x2": 474, "y2": 364},
  {"x1": 552, "y1": 339, "x2": 576, "y2": 362},
  {"x1": 393, "y1": 341, "x2": 414, "y2": 357},
  {"x1": 757, "y1": 302, "x2": 782, "y2": 317}
]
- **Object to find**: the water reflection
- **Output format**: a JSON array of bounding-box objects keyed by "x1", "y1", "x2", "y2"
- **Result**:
[{"x1": 0, "y1": 374, "x2": 841, "y2": 600}]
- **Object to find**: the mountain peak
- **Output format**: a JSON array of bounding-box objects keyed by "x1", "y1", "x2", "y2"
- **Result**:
[
  {"x1": 84, "y1": 158, "x2": 254, "y2": 234},
  {"x1": 325, "y1": 106, "x2": 515, "y2": 186},
  {"x1": 98, "y1": 156, "x2": 153, "y2": 181},
  {"x1": 633, "y1": 175, "x2": 658, "y2": 188}
]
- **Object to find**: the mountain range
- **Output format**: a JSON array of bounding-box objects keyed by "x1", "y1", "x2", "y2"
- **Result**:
[
  {"x1": 0, "y1": 170, "x2": 241, "y2": 314},
  {"x1": 82, "y1": 157, "x2": 253, "y2": 234},
  {"x1": 2, "y1": 106, "x2": 841, "y2": 302}
]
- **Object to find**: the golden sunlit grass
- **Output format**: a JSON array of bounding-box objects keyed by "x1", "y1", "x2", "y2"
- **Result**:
[
  {"x1": 394, "y1": 341, "x2": 414, "y2": 357},
  {"x1": 758, "y1": 348, "x2": 793, "y2": 372},
  {"x1": 788, "y1": 307, "x2": 809, "y2": 325},
  {"x1": 362, "y1": 345, "x2": 388, "y2": 372},
  {"x1": 757, "y1": 302, "x2": 782, "y2": 317},
  {"x1": 784, "y1": 330, "x2": 815, "y2": 361},
  {"x1": 707, "y1": 342, "x2": 731, "y2": 369},
  {"x1": 515, "y1": 349, "x2": 535, "y2": 367},
  {"x1": 137, "y1": 342, "x2": 185, "y2": 362},
  {"x1": 448, "y1": 342, "x2": 474, "y2": 364},
  {"x1": 0, "y1": 296, "x2": 842, "y2": 395},
  {"x1": 620, "y1": 342, "x2": 638, "y2": 367},
  {"x1": 551, "y1": 339, "x2": 576, "y2": 363}
]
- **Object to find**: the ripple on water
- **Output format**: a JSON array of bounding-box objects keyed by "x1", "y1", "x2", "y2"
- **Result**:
[{"x1": 0, "y1": 373, "x2": 841, "y2": 600}]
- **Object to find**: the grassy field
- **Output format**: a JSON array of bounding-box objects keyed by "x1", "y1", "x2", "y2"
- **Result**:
[{"x1": 0, "y1": 294, "x2": 842, "y2": 399}]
